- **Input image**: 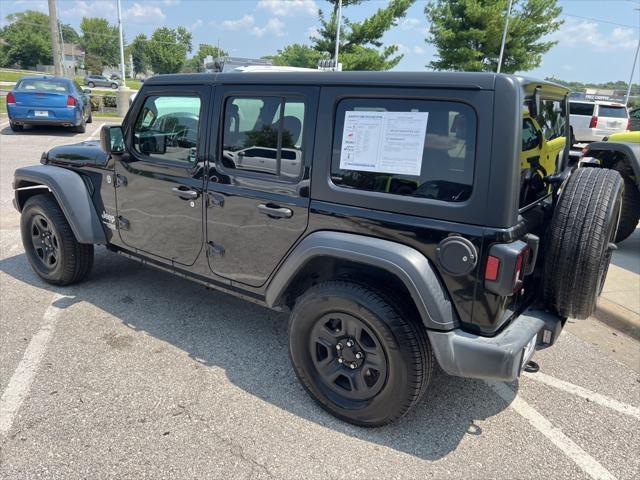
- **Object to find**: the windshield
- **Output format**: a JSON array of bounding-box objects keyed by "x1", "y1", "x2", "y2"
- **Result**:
[
  {"x1": 16, "y1": 79, "x2": 69, "y2": 92},
  {"x1": 598, "y1": 106, "x2": 627, "y2": 118}
]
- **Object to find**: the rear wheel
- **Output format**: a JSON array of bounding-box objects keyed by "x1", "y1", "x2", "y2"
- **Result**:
[
  {"x1": 73, "y1": 117, "x2": 86, "y2": 133},
  {"x1": 288, "y1": 280, "x2": 433, "y2": 427},
  {"x1": 111, "y1": 83, "x2": 118, "y2": 89},
  {"x1": 544, "y1": 168, "x2": 623, "y2": 318},
  {"x1": 20, "y1": 194, "x2": 94, "y2": 286},
  {"x1": 86, "y1": 110, "x2": 93, "y2": 124},
  {"x1": 9, "y1": 122, "x2": 23, "y2": 132},
  {"x1": 87, "y1": 82, "x2": 95, "y2": 88}
]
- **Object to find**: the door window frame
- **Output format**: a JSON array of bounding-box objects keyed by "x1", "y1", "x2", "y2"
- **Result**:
[
  {"x1": 125, "y1": 85, "x2": 211, "y2": 171},
  {"x1": 216, "y1": 91, "x2": 309, "y2": 183}
]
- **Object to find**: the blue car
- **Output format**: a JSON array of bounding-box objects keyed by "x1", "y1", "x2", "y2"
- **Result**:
[{"x1": 6, "y1": 76, "x2": 92, "y2": 133}]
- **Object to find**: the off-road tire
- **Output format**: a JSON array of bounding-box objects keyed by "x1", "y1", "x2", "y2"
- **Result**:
[
  {"x1": 614, "y1": 173, "x2": 640, "y2": 243},
  {"x1": 10, "y1": 122, "x2": 23, "y2": 132},
  {"x1": 21, "y1": 194, "x2": 94, "y2": 285},
  {"x1": 288, "y1": 280, "x2": 433, "y2": 427},
  {"x1": 544, "y1": 168, "x2": 623, "y2": 319}
]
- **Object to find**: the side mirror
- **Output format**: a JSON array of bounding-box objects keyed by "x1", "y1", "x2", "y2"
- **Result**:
[{"x1": 100, "y1": 125, "x2": 125, "y2": 154}]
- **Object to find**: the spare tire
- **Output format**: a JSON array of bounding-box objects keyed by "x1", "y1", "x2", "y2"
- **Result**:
[{"x1": 544, "y1": 168, "x2": 623, "y2": 319}]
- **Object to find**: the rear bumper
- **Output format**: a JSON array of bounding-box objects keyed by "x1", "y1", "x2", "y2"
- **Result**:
[
  {"x1": 428, "y1": 308, "x2": 564, "y2": 381},
  {"x1": 8, "y1": 106, "x2": 81, "y2": 126},
  {"x1": 575, "y1": 127, "x2": 628, "y2": 142}
]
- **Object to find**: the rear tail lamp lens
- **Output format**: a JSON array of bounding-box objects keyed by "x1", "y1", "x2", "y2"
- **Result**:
[
  {"x1": 627, "y1": 119, "x2": 632, "y2": 131},
  {"x1": 589, "y1": 115, "x2": 598, "y2": 128},
  {"x1": 6, "y1": 92, "x2": 15, "y2": 105},
  {"x1": 485, "y1": 255, "x2": 500, "y2": 281},
  {"x1": 67, "y1": 95, "x2": 76, "y2": 107}
]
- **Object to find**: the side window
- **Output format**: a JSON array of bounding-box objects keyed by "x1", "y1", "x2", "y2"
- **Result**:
[
  {"x1": 522, "y1": 119, "x2": 539, "y2": 151},
  {"x1": 133, "y1": 95, "x2": 201, "y2": 164},
  {"x1": 539, "y1": 100, "x2": 565, "y2": 141},
  {"x1": 569, "y1": 102, "x2": 594, "y2": 116},
  {"x1": 330, "y1": 98, "x2": 476, "y2": 203},
  {"x1": 221, "y1": 95, "x2": 305, "y2": 180}
]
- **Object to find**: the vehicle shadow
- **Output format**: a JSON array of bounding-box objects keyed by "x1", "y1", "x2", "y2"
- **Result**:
[
  {"x1": 0, "y1": 249, "x2": 517, "y2": 461},
  {"x1": 0, "y1": 124, "x2": 83, "y2": 137},
  {"x1": 612, "y1": 227, "x2": 640, "y2": 275}
]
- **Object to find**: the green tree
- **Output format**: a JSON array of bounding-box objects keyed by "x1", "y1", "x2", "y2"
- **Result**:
[
  {"x1": 184, "y1": 43, "x2": 227, "y2": 72},
  {"x1": 425, "y1": 0, "x2": 563, "y2": 73},
  {"x1": 127, "y1": 33, "x2": 149, "y2": 76},
  {"x1": 60, "y1": 23, "x2": 80, "y2": 44},
  {"x1": 267, "y1": 44, "x2": 325, "y2": 69},
  {"x1": 146, "y1": 26, "x2": 192, "y2": 74},
  {"x1": 0, "y1": 10, "x2": 52, "y2": 68},
  {"x1": 80, "y1": 17, "x2": 119, "y2": 72},
  {"x1": 312, "y1": 0, "x2": 414, "y2": 70}
]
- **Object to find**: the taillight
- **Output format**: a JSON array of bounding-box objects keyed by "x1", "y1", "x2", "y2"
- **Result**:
[
  {"x1": 589, "y1": 115, "x2": 598, "y2": 128},
  {"x1": 627, "y1": 118, "x2": 632, "y2": 131},
  {"x1": 484, "y1": 256, "x2": 500, "y2": 281},
  {"x1": 66, "y1": 95, "x2": 76, "y2": 107},
  {"x1": 6, "y1": 92, "x2": 15, "y2": 105},
  {"x1": 484, "y1": 241, "x2": 532, "y2": 296}
]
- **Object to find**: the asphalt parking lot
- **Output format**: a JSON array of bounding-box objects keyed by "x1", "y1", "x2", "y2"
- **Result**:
[{"x1": 1, "y1": 119, "x2": 639, "y2": 479}]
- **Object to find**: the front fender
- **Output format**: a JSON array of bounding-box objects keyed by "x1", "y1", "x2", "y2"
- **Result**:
[
  {"x1": 583, "y1": 142, "x2": 640, "y2": 186},
  {"x1": 265, "y1": 231, "x2": 459, "y2": 331},
  {"x1": 13, "y1": 165, "x2": 107, "y2": 244}
]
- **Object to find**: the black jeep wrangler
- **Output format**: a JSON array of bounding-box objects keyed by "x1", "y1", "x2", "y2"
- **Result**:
[{"x1": 13, "y1": 72, "x2": 623, "y2": 426}]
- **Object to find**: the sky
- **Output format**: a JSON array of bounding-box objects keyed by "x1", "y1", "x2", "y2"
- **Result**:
[{"x1": 0, "y1": 0, "x2": 639, "y2": 83}]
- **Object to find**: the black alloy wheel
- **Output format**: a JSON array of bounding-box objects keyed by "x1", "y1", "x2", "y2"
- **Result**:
[
  {"x1": 309, "y1": 312, "x2": 387, "y2": 402},
  {"x1": 29, "y1": 214, "x2": 60, "y2": 271}
]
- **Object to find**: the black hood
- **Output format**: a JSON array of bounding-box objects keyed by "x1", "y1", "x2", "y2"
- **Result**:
[{"x1": 44, "y1": 140, "x2": 108, "y2": 167}]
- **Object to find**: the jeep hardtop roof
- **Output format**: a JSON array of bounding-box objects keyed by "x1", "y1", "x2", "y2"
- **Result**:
[{"x1": 143, "y1": 71, "x2": 568, "y2": 95}]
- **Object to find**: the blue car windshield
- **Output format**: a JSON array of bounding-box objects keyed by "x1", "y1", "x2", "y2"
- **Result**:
[{"x1": 16, "y1": 79, "x2": 69, "y2": 93}]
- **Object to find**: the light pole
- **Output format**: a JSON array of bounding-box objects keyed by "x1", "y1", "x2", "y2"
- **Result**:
[
  {"x1": 117, "y1": 0, "x2": 126, "y2": 86},
  {"x1": 334, "y1": 0, "x2": 342, "y2": 71},
  {"x1": 47, "y1": 0, "x2": 63, "y2": 76},
  {"x1": 625, "y1": 9, "x2": 640, "y2": 106},
  {"x1": 497, "y1": 0, "x2": 514, "y2": 74}
]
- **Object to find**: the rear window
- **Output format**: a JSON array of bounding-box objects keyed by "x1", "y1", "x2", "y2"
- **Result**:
[
  {"x1": 331, "y1": 98, "x2": 476, "y2": 203},
  {"x1": 16, "y1": 79, "x2": 69, "y2": 92},
  {"x1": 569, "y1": 102, "x2": 594, "y2": 116},
  {"x1": 598, "y1": 106, "x2": 628, "y2": 118}
]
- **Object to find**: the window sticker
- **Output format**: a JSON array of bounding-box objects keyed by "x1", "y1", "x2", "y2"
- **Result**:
[{"x1": 339, "y1": 110, "x2": 429, "y2": 176}]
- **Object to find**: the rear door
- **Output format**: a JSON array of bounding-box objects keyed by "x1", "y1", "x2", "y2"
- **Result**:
[{"x1": 205, "y1": 85, "x2": 318, "y2": 287}]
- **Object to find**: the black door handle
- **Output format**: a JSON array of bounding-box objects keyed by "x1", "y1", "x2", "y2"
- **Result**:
[
  {"x1": 258, "y1": 204, "x2": 293, "y2": 219},
  {"x1": 171, "y1": 186, "x2": 199, "y2": 199}
]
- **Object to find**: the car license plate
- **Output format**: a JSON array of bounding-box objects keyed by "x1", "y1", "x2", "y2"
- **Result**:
[
  {"x1": 522, "y1": 333, "x2": 537, "y2": 368},
  {"x1": 34, "y1": 111, "x2": 48, "y2": 117}
]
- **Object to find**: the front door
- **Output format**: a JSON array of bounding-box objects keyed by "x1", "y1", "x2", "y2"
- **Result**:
[
  {"x1": 114, "y1": 85, "x2": 210, "y2": 265},
  {"x1": 205, "y1": 86, "x2": 318, "y2": 287}
]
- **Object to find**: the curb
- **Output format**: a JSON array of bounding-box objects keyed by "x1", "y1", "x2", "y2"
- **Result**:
[{"x1": 592, "y1": 298, "x2": 640, "y2": 341}]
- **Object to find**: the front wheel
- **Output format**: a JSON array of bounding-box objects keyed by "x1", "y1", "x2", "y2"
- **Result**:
[
  {"x1": 288, "y1": 281, "x2": 433, "y2": 427},
  {"x1": 87, "y1": 82, "x2": 95, "y2": 88},
  {"x1": 111, "y1": 83, "x2": 118, "y2": 89},
  {"x1": 20, "y1": 194, "x2": 93, "y2": 285}
]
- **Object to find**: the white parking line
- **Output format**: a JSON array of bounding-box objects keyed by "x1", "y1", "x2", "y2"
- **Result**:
[
  {"x1": 524, "y1": 371, "x2": 640, "y2": 420},
  {"x1": 487, "y1": 381, "x2": 617, "y2": 480},
  {"x1": 0, "y1": 121, "x2": 9, "y2": 128},
  {"x1": 0, "y1": 293, "x2": 68, "y2": 439},
  {"x1": 86, "y1": 122, "x2": 104, "y2": 140}
]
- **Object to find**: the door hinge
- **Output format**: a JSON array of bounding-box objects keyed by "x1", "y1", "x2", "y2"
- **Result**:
[
  {"x1": 207, "y1": 192, "x2": 224, "y2": 208},
  {"x1": 206, "y1": 241, "x2": 225, "y2": 258},
  {"x1": 114, "y1": 174, "x2": 127, "y2": 188},
  {"x1": 117, "y1": 216, "x2": 130, "y2": 230}
]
